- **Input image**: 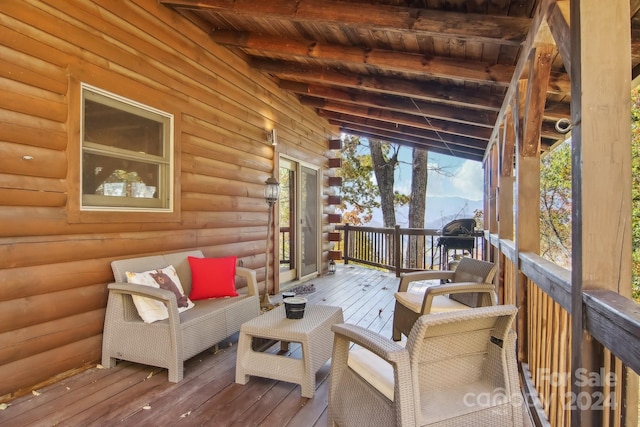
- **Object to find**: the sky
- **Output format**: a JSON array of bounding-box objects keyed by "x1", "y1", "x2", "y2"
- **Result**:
[{"x1": 394, "y1": 146, "x2": 484, "y2": 201}]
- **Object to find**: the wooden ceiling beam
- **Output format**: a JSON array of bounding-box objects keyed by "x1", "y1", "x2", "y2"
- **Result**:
[
  {"x1": 547, "y1": 0, "x2": 572, "y2": 75},
  {"x1": 317, "y1": 110, "x2": 488, "y2": 149},
  {"x1": 212, "y1": 30, "x2": 516, "y2": 86},
  {"x1": 543, "y1": 101, "x2": 571, "y2": 121},
  {"x1": 485, "y1": 0, "x2": 556, "y2": 160},
  {"x1": 301, "y1": 96, "x2": 492, "y2": 140},
  {"x1": 252, "y1": 59, "x2": 505, "y2": 111},
  {"x1": 334, "y1": 121, "x2": 484, "y2": 161},
  {"x1": 521, "y1": 44, "x2": 555, "y2": 157},
  {"x1": 279, "y1": 80, "x2": 498, "y2": 128},
  {"x1": 161, "y1": 0, "x2": 531, "y2": 46}
]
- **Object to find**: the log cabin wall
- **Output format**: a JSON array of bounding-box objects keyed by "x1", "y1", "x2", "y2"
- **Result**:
[{"x1": 0, "y1": 0, "x2": 337, "y2": 399}]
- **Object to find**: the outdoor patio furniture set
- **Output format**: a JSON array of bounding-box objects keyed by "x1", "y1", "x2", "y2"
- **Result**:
[{"x1": 102, "y1": 251, "x2": 520, "y2": 426}]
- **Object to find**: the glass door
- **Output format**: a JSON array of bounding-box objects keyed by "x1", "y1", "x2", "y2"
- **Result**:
[
  {"x1": 300, "y1": 166, "x2": 318, "y2": 277},
  {"x1": 278, "y1": 158, "x2": 320, "y2": 284},
  {"x1": 278, "y1": 160, "x2": 296, "y2": 283}
]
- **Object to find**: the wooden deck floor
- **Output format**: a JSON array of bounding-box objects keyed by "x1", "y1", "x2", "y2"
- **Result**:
[{"x1": 0, "y1": 265, "x2": 401, "y2": 427}]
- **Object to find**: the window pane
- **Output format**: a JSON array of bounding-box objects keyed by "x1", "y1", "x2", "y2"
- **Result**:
[
  {"x1": 80, "y1": 84, "x2": 172, "y2": 211},
  {"x1": 84, "y1": 99, "x2": 164, "y2": 156},
  {"x1": 82, "y1": 152, "x2": 159, "y2": 199}
]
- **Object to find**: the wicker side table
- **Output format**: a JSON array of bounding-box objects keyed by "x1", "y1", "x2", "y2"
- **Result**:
[{"x1": 235, "y1": 304, "x2": 344, "y2": 398}]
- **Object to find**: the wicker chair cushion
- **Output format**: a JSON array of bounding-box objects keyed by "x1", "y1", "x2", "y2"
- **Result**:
[
  {"x1": 394, "y1": 292, "x2": 468, "y2": 313},
  {"x1": 126, "y1": 265, "x2": 194, "y2": 323},
  {"x1": 347, "y1": 346, "x2": 398, "y2": 401}
]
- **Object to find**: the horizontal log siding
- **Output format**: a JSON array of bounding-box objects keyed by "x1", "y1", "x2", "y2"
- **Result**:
[{"x1": 0, "y1": 0, "x2": 336, "y2": 399}]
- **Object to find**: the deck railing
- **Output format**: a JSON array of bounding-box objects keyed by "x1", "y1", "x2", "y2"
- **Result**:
[
  {"x1": 329, "y1": 226, "x2": 639, "y2": 426},
  {"x1": 488, "y1": 234, "x2": 639, "y2": 427},
  {"x1": 334, "y1": 224, "x2": 484, "y2": 277}
]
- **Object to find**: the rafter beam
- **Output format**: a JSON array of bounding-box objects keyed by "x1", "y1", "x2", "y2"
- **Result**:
[
  {"x1": 301, "y1": 96, "x2": 492, "y2": 140},
  {"x1": 161, "y1": 0, "x2": 531, "y2": 46},
  {"x1": 543, "y1": 102, "x2": 571, "y2": 121},
  {"x1": 212, "y1": 30, "x2": 519, "y2": 85},
  {"x1": 547, "y1": 0, "x2": 571, "y2": 75},
  {"x1": 335, "y1": 122, "x2": 484, "y2": 161},
  {"x1": 279, "y1": 80, "x2": 498, "y2": 128},
  {"x1": 253, "y1": 59, "x2": 504, "y2": 111},
  {"x1": 317, "y1": 110, "x2": 488, "y2": 149}
]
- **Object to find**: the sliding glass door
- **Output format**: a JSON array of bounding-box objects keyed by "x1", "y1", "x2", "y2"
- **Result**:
[
  {"x1": 300, "y1": 165, "x2": 318, "y2": 277},
  {"x1": 278, "y1": 158, "x2": 320, "y2": 283}
]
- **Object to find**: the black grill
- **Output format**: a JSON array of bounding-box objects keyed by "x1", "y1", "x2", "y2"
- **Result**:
[{"x1": 437, "y1": 218, "x2": 476, "y2": 267}]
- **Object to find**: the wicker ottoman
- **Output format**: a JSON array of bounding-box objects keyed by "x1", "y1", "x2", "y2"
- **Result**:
[{"x1": 235, "y1": 304, "x2": 344, "y2": 398}]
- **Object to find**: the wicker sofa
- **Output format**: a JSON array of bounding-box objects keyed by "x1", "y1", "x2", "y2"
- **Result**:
[{"x1": 101, "y1": 250, "x2": 260, "y2": 382}]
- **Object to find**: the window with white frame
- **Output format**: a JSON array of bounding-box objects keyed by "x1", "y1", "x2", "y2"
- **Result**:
[{"x1": 81, "y1": 84, "x2": 173, "y2": 211}]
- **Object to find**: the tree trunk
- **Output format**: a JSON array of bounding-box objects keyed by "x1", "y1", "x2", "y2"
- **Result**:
[
  {"x1": 370, "y1": 139, "x2": 398, "y2": 266},
  {"x1": 406, "y1": 148, "x2": 429, "y2": 268},
  {"x1": 370, "y1": 139, "x2": 398, "y2": 228}
]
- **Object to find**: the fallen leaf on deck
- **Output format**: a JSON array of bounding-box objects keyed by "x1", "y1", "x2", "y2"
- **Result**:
[
  {"x1": 96, "y1": 364, "x2": 104, "y2": 369},
  {"x1": 32, "y1": 390, "x2": 41, "y2": 396},
  {"x1": 0, "y1": 403, "x2": 10, "y2": 410},
  {"x1": 142, "y1": 405, "x2": 151, "y2": 410},
  {"x1": 146, "y1": 372, "x2": 153, "y2": 379},
  {"x1": 180, "y1": 411, "x2": 192, "y2": 417}
]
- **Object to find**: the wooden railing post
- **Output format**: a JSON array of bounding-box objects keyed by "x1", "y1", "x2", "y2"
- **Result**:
[
  {"x1": 394, "y1": 225, "x2": 401, "y2": 277},
  {"x1": 343, "y1": 223, "x2": 350, "y2": 265}
]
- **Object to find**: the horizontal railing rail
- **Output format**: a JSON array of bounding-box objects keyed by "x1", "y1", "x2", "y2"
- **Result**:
[{"x1": 334, "y1": 224, "x2": 485, "y2": 276}]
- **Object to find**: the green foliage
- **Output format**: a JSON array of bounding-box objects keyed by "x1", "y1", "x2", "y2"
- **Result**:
[
  {"x1": 339, "y1": 136, "x2": 380, "y2": 224},
  {"x1": 539, "y1": 88, "x2": 640, "y2": 302},
  {"x1": 540, "y1": 141, "x2": 572, "y2": 266},
  {"x1": 339, "y1": 135, "x2": 409, "y2": 225}
]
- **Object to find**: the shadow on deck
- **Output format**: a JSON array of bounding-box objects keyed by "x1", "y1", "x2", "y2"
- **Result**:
[{"x1": 0, "y1": 265, "x2": 532, "y2": 426}]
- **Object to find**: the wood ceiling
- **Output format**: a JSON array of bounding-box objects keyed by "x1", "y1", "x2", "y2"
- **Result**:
[{"x1": 160, "y1": 0, "x2": 640, "y2": 162}]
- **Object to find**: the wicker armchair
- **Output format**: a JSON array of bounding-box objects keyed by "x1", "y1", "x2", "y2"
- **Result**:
[
  {"x1": 328, "y1": 305, "x2": 523, "y2": 427},
  {"x1": 393, "y1": 257, "x2": 498, "y2": 341}
]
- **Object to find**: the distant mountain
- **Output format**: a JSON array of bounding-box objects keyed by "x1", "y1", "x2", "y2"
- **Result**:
[{"x1": 365, "y1": 196, "x2": 483, "y2": 229}]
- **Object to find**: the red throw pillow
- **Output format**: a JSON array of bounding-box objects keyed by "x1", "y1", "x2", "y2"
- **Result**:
[{"x1": 187, "y1": 256, "x2": 238, "y2": 300}]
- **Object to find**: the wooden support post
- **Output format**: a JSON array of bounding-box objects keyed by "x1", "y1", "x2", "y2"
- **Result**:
[
  {"x1": 570, "y1": 0, "x2": 632, "y2": 425},
  {"x1": 499, "y1": 108, "x2": 515, "y2": 243},
  {"x1": 343, "y1": 224, "x2": 350, "y2": 265},
  {"x1": 498, "y1": 108, "x2": 515, "y2": 307},
  {"x1": 514, "y1": 34, "x2": 554, "y2": 363},
  {"x1": 394, "y1": 225, "x2": 401, "y2": 277},
  {"x1": 515, "y1": 79, "x2": 539, "y2": 365},
  {"x1": 489, "y1": 144, "x2": 499, "y2": 239}
]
